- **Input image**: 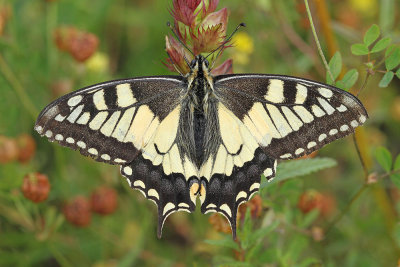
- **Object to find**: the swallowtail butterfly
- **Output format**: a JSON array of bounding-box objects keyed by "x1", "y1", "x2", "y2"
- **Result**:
[{"x1": 35, "y1": 55, "x2": 367, "y2": 239}]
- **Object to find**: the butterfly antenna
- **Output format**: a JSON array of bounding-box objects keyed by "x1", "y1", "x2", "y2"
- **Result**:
[
  {"x1": 166, "y1": 21, "x2": 194, "y2": 61},
  {"x1": 206, "y1": 22, "x2": 246, "y2": 69}
]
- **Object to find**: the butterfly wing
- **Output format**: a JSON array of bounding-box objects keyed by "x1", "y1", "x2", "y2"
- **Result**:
[
  {"x1": 214, "y1": 74, "x2": 368, "y2": 159},
  {"x1": 35, "y1": 76, "x2": 198, "y2": 237},
  {"x1": 198, "y1": 74, "x2": 367, "y2": 238},
  {"x1": 198, "y1": 102, "x2": 277, "y2": 238}
]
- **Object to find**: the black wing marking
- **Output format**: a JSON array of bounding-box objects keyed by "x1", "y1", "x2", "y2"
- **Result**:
[
  {"x1": 200, "y1": 147, "x2": 276, "y2": 239},
  {"x1": 214, "y1": 74, "x2": 368, "y2": 160},
  {"x1": 120, "y1": 153, "x2": 199, "y2": 238},
  {"x1": 35, "y1": 76, "x2": 185, "y2": 164}
]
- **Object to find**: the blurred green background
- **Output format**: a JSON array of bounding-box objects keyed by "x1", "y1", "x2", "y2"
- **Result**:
[{"x1": 1, "y1": 0, "x2": 400, "y2": 266}]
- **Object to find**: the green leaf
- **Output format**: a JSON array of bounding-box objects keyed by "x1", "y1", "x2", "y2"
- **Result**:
[
  {"x1": 248, "y1": 221, "x2": 279, "y2": 248},
  {"x1": 390, "y1": 155, "x2": 400, "y2": 188},
  {"x1": 260, "y1": 158, "x2": 337, "y2": 189},
  {"x1": 396, "y1": 69, "x2": 400, "y2": 79},
  {"x1": 326, "y1": 52, "x2": 342, "y2": 84},
  {"x1": 284, "y1": 235, "x2": 308, "y2": 263},
  {"x1": 374, "y1": 146, "x2": 392, "y2": 172},
  {"x1": 240, "y1": 208, "x2": 253, "y2": 249},
  {"x1": 371, "y1": 37, "x2": 392, "y2": 53},
  {"x1": 204, "y1": 238, "x2": 240, "y2": 250},
  {"x1": 385, "y1": 44, "x2": 396, "y2": 57},
  {"x1": 300, "y1": 209, "x2": 320, "y2": 228},
  {"x1": 385, "y1": 47, "x2": 400, "y2": 70},
  {"x1": 363, "y1": 24, "x2": 380, "y2": 46},
  {"x1": 338, "y1": 69, "x2": 359, "y2": 90},
  {"x1": 351, "y1": 43, "x2": 369, "y2": 55},
  {"x1": 378, "y1": 71, "x2": 394, "y2": 87}
]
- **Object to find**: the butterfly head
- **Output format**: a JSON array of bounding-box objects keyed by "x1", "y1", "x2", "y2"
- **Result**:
[{"x1": 190, "y1": 55, "x2": 210, "y2": 74}]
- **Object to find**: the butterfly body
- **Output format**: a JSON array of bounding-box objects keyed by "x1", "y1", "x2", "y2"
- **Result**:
[{"x1": 35, "y1": 55, "x2": 367, "y2": 239}]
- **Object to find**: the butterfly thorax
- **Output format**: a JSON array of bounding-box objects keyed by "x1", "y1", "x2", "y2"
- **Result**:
[{"x1": 177, "y1": 55, "x2": 221, "y2": 168}]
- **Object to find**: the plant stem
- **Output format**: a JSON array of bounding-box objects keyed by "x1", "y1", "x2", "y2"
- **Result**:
[
  {"x1": 304, "y1": 0, "x2": 334, "y2": 82},
  {"x1": 325, "y1": 184, "x2": 368, "y2": 235},
  {"x1": 312, "y1": 0, "x2": 337, "y2": 57},
  {"x1": 355, "y1": 72, "x2": 370, "y2": 96},
  {"x1": 0, "y1": 54, "x2": 38, "y2": 119},
  {"x1": 378, "y1": 168, "x2": 400, "y2": 180},
  {"x1": 352, "y1": 133, "x2": 368, "y2": 178}
]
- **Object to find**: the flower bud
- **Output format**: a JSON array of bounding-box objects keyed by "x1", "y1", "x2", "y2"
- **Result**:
[
  {"x1": 16, "y1": 134, "x2": 36, "y2": 163},
  {"x1": 90, "y1": 187, "x2": 118, "y2": 215},
  {"x1": 166, "y1": 0, "x2": 231, "y2": 75},
  {"x1": 54, "y1": 26, "x2": 99, "y2": 62},
  {"x1": 208, "y1": 213, "x2": 232, "y2": 235},
  {"x1": 238, "y1": 195, "x2": 263, "y2": 222},
  {"x1": 21, "y1": 173, "x2": 50, "y2": 203},
  {"x1": 0, "y1": 135, "x2": 18, "y2": 163},
  {"x1": 298, "y1": 190, "x2": 336, "y2": 217},
  {"x1": 63, "y1": 196, "x2": 91, "y2": 227}
]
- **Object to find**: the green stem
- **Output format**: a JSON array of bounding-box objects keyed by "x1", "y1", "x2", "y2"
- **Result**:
[
  {"x1": 0, "y1": 54, "x2": 38, "y2": 119},
  {"x1": 356, "y1": 72, "x2": 370, "y2": 97},
  {"x1": 303, "y1": 0, "x2": 334, "y2": 82},
  {"x1": 325, "y1": 184, "x2": 368, "y2": 235},
  {"x1": 352, "y1": 134, "x2": 368, "y2": 178},
  {"x1": 378, "y1": 168, "x2": 400, "y2": 180}
]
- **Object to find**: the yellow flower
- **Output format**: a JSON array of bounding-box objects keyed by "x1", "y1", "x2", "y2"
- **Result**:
[
  {"x1": 349, "y1": 0, "x2": 377, "y2": 17},
  {"x1": 86, "y1": 52, "x2": 109, "y2": 73},
  {"x1": 233, "y1": 31, "x2": 254, "y2": 54}
]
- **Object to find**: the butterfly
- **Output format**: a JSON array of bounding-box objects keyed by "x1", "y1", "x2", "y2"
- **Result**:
[{"x1": 35, "y1": 54, "x2": 367, "y2": 239}]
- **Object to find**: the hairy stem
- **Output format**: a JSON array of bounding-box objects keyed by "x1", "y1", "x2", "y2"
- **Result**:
[{"x1": 303, "y1": 0, "x2": 334, "y2": 82}]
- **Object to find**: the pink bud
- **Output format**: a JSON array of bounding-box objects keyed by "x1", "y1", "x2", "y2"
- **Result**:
[{"x1": 211, "y1": 59, "x2": 233, "y2": 75}]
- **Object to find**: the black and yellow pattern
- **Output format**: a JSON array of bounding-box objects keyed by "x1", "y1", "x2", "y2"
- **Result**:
[{"x1": 35, "y1": 55, "x2": 367, "y2": 239}]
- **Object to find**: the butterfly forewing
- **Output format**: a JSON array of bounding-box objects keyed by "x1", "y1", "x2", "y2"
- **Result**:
[
  {"x1": 214, "y1": 74, "x2": 368, "y2": 160},
  {"x1": 35, "y1": 76, "x2": 184, "y2": 163}
]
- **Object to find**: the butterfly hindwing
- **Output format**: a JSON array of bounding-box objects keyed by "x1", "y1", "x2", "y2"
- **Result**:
[
  {"x1": 214, "y1": 74, "x2": 368, "y2": 160},
  {"x1": 121, "y1": 153, "x2": 199, "y2": 238}
]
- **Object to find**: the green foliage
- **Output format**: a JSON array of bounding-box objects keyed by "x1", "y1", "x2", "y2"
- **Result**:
[
  {"x1": 204, "y1": 238, "x2": 240, "y2": 250},
  {"x1": 326, "y1": 51, "x2": 342, "y2": 84},
  {"x1": 350, "y1": 23, "x2": 400, "y2": 88},
  {"x1": 261, "y1": 157, "x2": 337, "y2": 189},
  {"x1": 325, "y1": 52, "x2": 359, "y2": 90},
  {"x1": 374, "y1": 146, "x2": 392, "y2": 172},
  {"x1": 385, "y1": 47, "x2": 400, "y2": 70},
  {"x1": 351, "y1": 43, "x2": 369, "y2": 56},
  {"x1": 363, "y1": 24, "x2": 380, "y2": 47},
  {"x1": 371, "y1": 37, "x2": 391, "y2": 53},
  {"x1": 379, "y1": 71, "x2": 394, "y2": 87},
  {"x1": 336, "y1": 69, "x2": 359, "y2": 90},
  {"x1": 390, "y1": 155, "x2": 400, "y2": 188}
]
